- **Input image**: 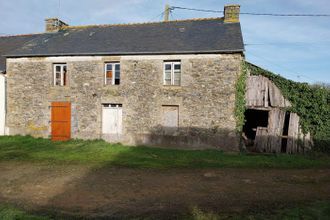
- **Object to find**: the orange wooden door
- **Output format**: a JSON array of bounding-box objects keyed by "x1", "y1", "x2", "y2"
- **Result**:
[{"x1": 51, "y1": 102, "x2": 71, "y2": 141}]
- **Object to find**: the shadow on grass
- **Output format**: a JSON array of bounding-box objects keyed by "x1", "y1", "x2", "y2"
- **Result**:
[
  {"x1": 0, "y1": 135, "x2": 330, "y2": 218},
  {"x1": 0, "y1": 135, "x2": 329, "y2": 169}
]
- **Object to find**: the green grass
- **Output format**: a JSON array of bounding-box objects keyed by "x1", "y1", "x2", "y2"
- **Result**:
[
  {"x1": 0, "y1": 135, "x2": 329, "y2": 169},
  {"x1": 0, "y1": 205, "x2": 50, "y2": 220}
]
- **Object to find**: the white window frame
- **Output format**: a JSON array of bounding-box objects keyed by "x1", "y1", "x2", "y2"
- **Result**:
[
  {"x1": 163, "y1": 61, "x2": 181, "y2": 86},
  {"x1": 104, "y1": 63, "x2": 120, "y2": 85},
  {"x1": 53, "y1": 64, "x2": 67, "y2": 86}
]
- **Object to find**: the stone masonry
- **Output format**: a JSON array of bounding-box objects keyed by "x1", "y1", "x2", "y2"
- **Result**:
[{"x1": 6, "y1": 54, "x2": 242, "y2": 150}]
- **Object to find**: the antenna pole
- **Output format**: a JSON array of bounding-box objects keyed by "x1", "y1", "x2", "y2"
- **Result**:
[
  {"x1": 164, "y1": 4, "x2": 170, "y2": 21},
  {"x1": 58, "y1": 0, "x2": 61, "y2": 18}
]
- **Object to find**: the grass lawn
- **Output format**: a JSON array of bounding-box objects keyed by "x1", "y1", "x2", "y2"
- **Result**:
[{"x1": 0, "y1": 135, "x2": 329, "y2": 169}]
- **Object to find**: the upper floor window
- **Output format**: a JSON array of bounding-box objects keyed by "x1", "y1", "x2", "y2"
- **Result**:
[
  {"x1": 163, "y1": 61, "x2": 181, "y2": 86},
  {"x1": 105, "y1": 63, "x2": 120, "y2": 85},
  {"x1": 53, "y1": 64, "x2": 67, "y2": 86}
]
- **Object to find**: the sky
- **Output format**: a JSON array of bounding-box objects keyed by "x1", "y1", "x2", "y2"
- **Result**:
[{"x1": 0, "y1": 0, "x2": 329, "y2": 84}]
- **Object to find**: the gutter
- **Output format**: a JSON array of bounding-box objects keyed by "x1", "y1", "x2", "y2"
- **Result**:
[{"x1": 4, "y1": 49, "x2": 245, "y2": 58}]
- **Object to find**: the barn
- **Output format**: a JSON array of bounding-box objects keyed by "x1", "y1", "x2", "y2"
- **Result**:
[{"x1": 243, "y1": 63, "x2": 313, "y2": 153}]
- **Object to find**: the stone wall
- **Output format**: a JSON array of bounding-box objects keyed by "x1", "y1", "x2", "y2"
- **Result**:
[
  {"x1": 0, "y1": 74, "x2": 5, "y2": 135},
  {"x1": 6, "y1": 54, "x2": 242, "y2": 150}
]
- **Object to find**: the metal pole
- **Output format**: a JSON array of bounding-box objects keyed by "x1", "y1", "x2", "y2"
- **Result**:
[{"x1": 164, "y1": 4, "x2": 170, "y2": 21}]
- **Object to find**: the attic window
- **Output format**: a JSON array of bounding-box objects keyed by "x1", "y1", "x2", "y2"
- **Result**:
[
  {"x1": 105, "y1": 63, "x2": 120, "y2": 85},
  {"x1": 163, "y1": 61, "x2": 181, "y2": 86},
  {"x1": 53, "y1": 64, "x2": 67, "y2": 86}
]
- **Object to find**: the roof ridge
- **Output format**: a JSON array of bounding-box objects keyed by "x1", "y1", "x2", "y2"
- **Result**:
[
  {"x1": 0, "y1": 33, "x2": 44, "y2": 38},
  {"x1": 63, "y1": 17, "x2": 224, "y2": 30}
]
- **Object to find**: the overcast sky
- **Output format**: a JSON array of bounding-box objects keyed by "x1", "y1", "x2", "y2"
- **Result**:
[{"x1": 0, "y1": 0, "x2": 329, "y2": 84}]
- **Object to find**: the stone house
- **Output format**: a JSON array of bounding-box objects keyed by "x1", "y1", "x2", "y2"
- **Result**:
[
  {"x1": 0, "y1": 5, "x2": 244, "y2": 150},
  {"x1": 0, "y1": 34, "x2": 42, "y2": 135}
]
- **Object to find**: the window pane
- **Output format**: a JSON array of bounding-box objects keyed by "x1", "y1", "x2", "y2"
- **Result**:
[
  {"x1": 114, "y1": 70, "x2": 120, "y2": 85},
  {"x1": 106, "y1": 70, "x2": 113, "y2": 85},
  {"x1": 55, "y1": 72, "x2": 61, "y2": 86},
  {"x1": 174, "y1": 71, "x2": 180, "y2": 85},
  {"x1": 63, "y1": 71, "x2": 66, "y2": 86},
  {"x1": 165, "y1": 64, "x2": 171, "y2": 71},
  {"x1": 115, "y1": 70, "x2": 120, "y2": 79},
  {"x1": 165, "y1": 71, "x2": 171, "y2": 79},
  {"x1": 106, "y1": 64, "x2": 112, "y2": 71},
  {"x1": 115, "y1": 64, "x2": 120, "y2": 70},
  {"x1": 56, "y1": 65, "x2": 61, "y2": 72},
  {"x1": 174, "y1": 64, "x2": 181, "y2": 70}
]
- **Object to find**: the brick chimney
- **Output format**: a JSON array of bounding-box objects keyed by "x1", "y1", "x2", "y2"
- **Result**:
[
  {"x1": 224, "y1": 5, "x2": 240, "y2": 23},
  {"x1": 45, "y1": 18, "x2": 68, "y2": 32}
]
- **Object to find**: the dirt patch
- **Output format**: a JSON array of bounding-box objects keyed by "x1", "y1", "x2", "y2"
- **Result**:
[{"x1": 0, "y1": 161, "x2": 329, "y2": 219}]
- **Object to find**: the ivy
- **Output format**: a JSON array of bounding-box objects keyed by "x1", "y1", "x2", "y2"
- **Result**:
[
  {"x1": 235, "y1": 61, "x2": 247, "y2": 133},
  {"x1": 245, "y1": 62, "x2": 330, "y2": 153}
]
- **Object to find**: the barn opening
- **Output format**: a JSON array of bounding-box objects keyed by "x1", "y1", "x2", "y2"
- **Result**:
[
  {"x1": 242, "y1": 109, "x2": 269, "y2": 149},
  {"x1": 281, "y1": 111, "x2": 291, "y2": 153}
]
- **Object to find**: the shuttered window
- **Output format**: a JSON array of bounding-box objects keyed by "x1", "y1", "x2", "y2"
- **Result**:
[{"x1": 162, "y1": 105, "x2": 179, "y2": 128}]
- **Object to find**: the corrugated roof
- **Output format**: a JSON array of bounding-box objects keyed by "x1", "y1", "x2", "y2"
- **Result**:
[{"x1": 5, "y1": 18, "x2": 244, "y2": 58}]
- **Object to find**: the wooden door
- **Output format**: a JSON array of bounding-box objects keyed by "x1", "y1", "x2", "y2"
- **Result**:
[
  {"x1": 102, "y1": 104, "x2": 122, "y2": 135},
  {"x1": 51, "y1": 102, "x2": 71, "y2": 141}
]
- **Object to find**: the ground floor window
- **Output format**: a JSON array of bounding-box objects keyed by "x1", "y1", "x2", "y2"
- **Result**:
[{"x1": 162, "y1": 105, "x2": 179, "y2": 128}]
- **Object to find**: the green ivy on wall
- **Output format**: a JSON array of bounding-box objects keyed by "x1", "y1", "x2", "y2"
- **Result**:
[
  {"x1": 235, "y1": 61, "x2": 247, "y2": 133},
  {"x1": 245, "y1": 62, "x2": 330, "y2": 152}
]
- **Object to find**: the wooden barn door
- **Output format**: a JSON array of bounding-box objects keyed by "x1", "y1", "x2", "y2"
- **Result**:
[{"x1": 51, "y1": 102, "x2": 71, "y2": 141}]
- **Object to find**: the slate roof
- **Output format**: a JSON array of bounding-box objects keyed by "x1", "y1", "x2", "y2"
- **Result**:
[
  {"x1": 1, "y1": 18, "x2": 244, "y2": 71},
  {"x1": 0, "y1": 34, "x2": 40, "y2": 71}
]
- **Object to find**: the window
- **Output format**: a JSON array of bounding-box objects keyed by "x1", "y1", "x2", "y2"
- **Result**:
[
  {"x1": 105, "y1": 63, "x2": 120, "y2": 85},
  {"x1": 162, "y1": 105, "x2": 179, "y2": 128},
  {"x1": 53, "y1": 64, "x2": 67, "y2": 86},
  {"x1": 163, "y1": 61, "x2": 181, "y2": 86}
]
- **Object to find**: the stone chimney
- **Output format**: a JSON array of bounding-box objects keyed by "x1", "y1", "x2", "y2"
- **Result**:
[
  {"x1": 224, "y1": 5, "x2": 240, "y2": 23},
  {"x1": 45, "y1": 18, "x2": 68, "y2": 32}
]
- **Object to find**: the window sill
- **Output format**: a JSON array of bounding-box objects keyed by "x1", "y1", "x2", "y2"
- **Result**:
[
  {"x1": 163, "y1": 85, "x2": 182, "y2": 89},
  {"x1": 51, "y1": 86, "x2": 70, "y2": 89}
]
